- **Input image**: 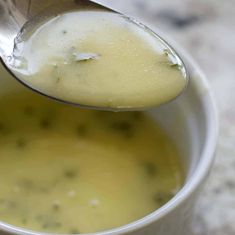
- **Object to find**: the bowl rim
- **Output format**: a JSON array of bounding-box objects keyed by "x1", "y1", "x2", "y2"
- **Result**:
[{"x1": 0, "y1": 42, "x2": 219, "y2": 235}]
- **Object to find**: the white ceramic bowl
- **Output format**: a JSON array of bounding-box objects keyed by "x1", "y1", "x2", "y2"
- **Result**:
[{"x1": 0, "y1": 44, "x2": 218, "y2": 235}]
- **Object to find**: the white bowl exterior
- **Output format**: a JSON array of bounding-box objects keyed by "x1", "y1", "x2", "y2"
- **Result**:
[{"x1": 0, "y1": 48, "x2": 218, "y2": 235}]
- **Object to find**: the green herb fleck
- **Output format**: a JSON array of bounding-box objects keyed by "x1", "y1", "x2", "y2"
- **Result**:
[
  {"x1": 22, "y1": 218, "x2": 28, "y2": 224},
  {"x1": 42, "y1": 223, "x2": 49, "y2": 229},
  {"x1": 37, "y1": 215, "x2": 62, "y2": 229},
  {"x1": 23, "y1": 106, "x2": 34, "y2": 116},
  {"x1": 62, "y1": 30, "x2": 67, "y2": 34},
  {"x1": 131, "y1": 112, "x2": 143, "y2": 120},
  {"x1": 153, "y1": 192, "x2": 173, "y2": 206},
  {"x1": 52, "y1": 203, "x2": 60, "y2": 211},
  {"x1": 170, "y1": 63, "x2": 179, "y2": 68},
  {"x1": 56, "y1": 77, "x2": 61, "y2": 84},
  {"x1": 3, "y1": 200, "x2": 18, "y2": 209},
  {"x1": 18, "y1": 179, "x2": 35, "y2": 190},
  {"x1": 0, "y1": 122, "x2": 5, "y2": 131},
  {"x1": 42, "y1": 221, "x2": 61, "y2": 229},
  {"x1": 143, "y1": 162, "x2": 157, "y2": 177},
  {"x1": 76, "y1": 124, "x2": 88, "y2": 137},
  {"x1": 51, "y1": 64, "x2": 62, "y2": 84},
  {"x1": 163, "y1": 49, "x2": 170, "y2": 57},
  {"x1": 69, "y1": 228, "x2": 80, "y2": 234},
  {"x1": 110, "y1": 121, "x2": 133, "y2": 137},
  {"x1": 0, "y1": 122, "x2": 9, "y2": 135},
  {"x1": 64, "y1": 169, "x2": 78, "y2": 179},
  {"x1": 39, "y1": 187, "x2": 50, "y2": 193},
  {"x1": 55, "y1": 222, "x2": 62, "y2": 227},
  {"x1": 39, "y1": 118, "x2": 52, "y2": 129},
  {"x1": 16, "y1": 138, "x2": 27, "y2": 148},
  {"x1": 163, "y1": 49, "x2": 180, "y2": 69}
]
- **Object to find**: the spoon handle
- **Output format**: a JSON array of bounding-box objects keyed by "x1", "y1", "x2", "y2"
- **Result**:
[
  {"x1": 13, "y1": 0, "x2": 59, "y2": 18},
  {"x1": 0, "y1": 0, "x2": 108, "y2": 59},
  {"x1": 0, "y1": 0, "x2": 26, "y2": 57}
]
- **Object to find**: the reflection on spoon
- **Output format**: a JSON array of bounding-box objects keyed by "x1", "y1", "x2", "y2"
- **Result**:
[{"x1": 0, "y1": 0, "x2": 188, "y2": 111}]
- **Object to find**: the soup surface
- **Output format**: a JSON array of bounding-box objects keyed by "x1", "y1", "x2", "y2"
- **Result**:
[
  {"x1": 10, "y1": 11, "x2": 186, "y2": 110},
  {"x1": 0, "y1": 90, "x2": 183, "y2": 234}
]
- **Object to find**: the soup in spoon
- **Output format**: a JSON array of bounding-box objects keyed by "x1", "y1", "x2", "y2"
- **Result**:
[{"x1": 10, "y1": 11, "x2": 187, "y2": 110}]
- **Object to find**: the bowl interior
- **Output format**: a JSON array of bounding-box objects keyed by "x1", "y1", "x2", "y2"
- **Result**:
[{"x1": 0, "y1": 59, "x2": 217, "y2": 235}]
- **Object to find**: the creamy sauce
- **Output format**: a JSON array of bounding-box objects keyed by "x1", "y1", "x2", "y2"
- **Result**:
[
  {"x1": 0, "y1": 90, "x2": 183, "y2": 234},
  {"x1": 10, "y1": 11, "x2": 186, "y2": 109}
]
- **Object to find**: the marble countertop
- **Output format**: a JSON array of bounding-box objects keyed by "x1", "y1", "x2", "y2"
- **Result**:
[{"x1": 97, "y1": 0, "x2": 235, "y2": 234}]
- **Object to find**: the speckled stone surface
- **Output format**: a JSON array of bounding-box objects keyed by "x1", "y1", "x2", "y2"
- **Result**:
[{"x1": 97, "y1": 1, "x2": 234, "y2": 234}]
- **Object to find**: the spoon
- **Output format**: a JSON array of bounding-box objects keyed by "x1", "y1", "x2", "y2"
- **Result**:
[{"x1": 0, "y1": 0, "x2": 188, "y2": 111}]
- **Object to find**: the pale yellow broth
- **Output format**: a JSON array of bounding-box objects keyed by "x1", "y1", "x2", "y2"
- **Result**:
[
  {"x1": 11, "y1": 11, "x2": 186, "y2": 109},
  {"x1": 0, "y1": 89, "x2": 183, "y2": 234}
]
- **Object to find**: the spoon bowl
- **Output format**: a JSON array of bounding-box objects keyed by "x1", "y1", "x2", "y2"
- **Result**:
[{"x1": 0, "y1": 0, "x2": 188, "y2": 111}]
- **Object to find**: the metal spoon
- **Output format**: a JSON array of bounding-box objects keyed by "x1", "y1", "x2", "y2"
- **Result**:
[{"x1": 0, "y1": 0, "x2": 188, "y2": 111}]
